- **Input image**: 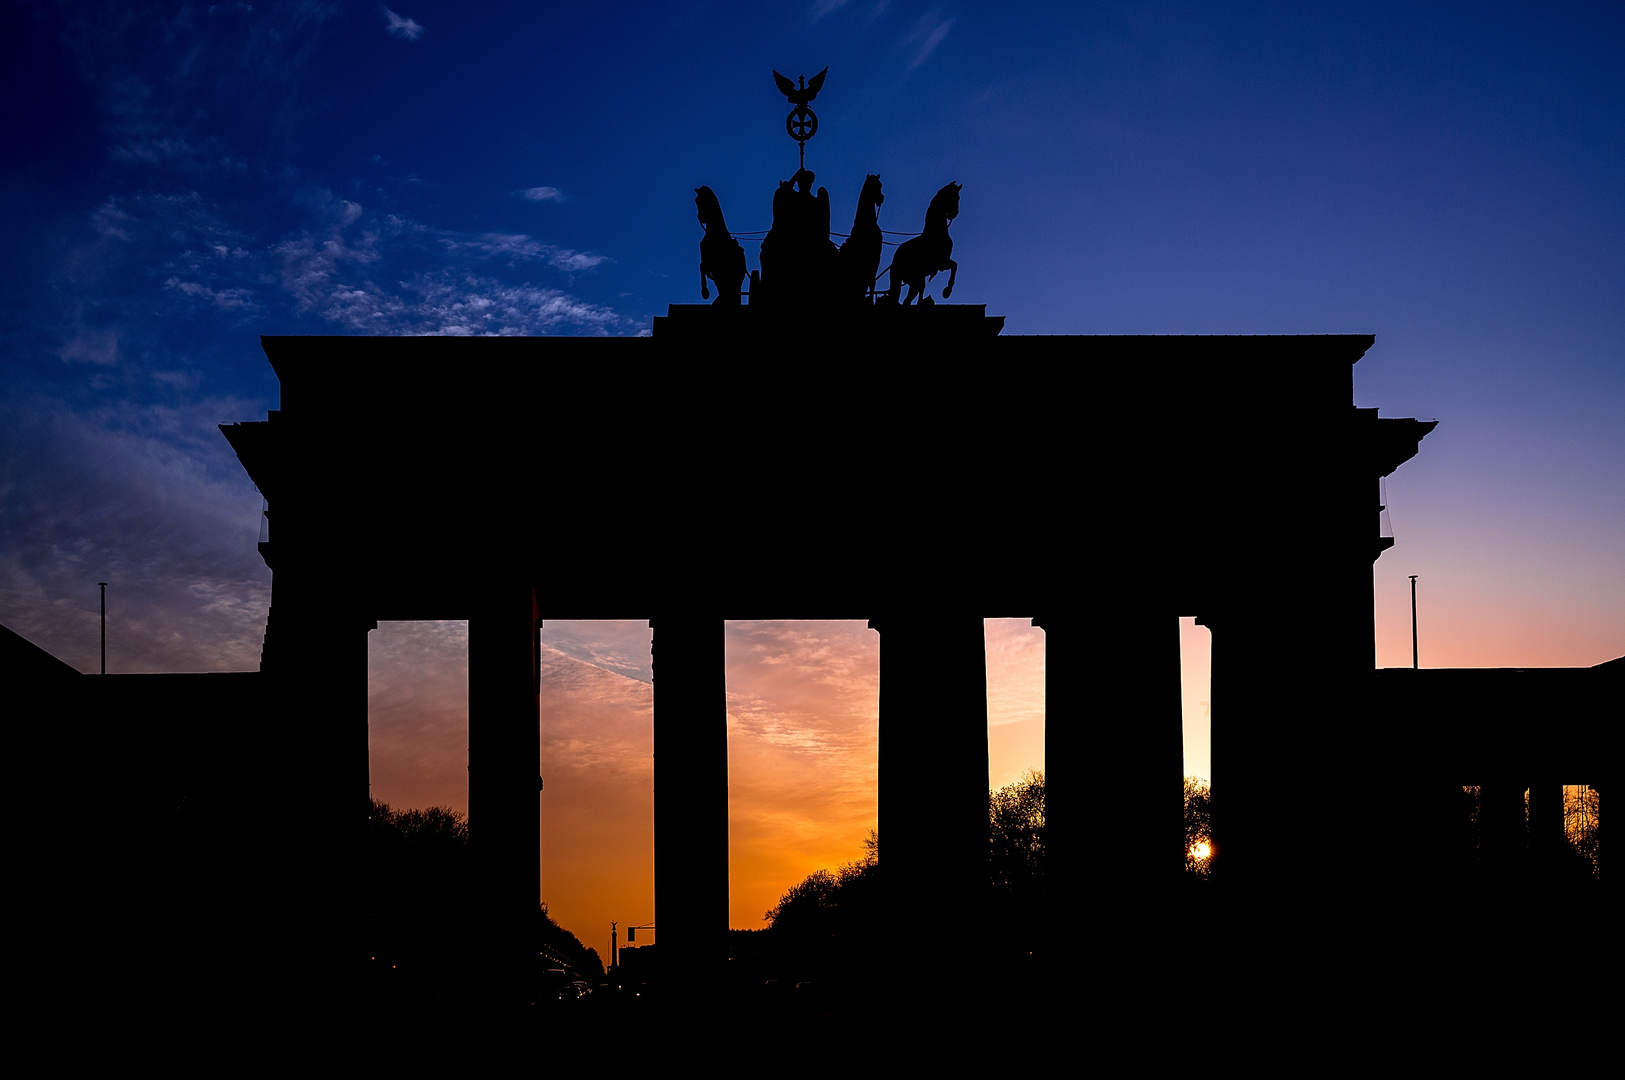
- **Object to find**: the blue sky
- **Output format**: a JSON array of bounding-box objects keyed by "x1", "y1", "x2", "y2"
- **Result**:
[{"x1": 2, "y1": 2, "x2": 1621, "y2": 675}]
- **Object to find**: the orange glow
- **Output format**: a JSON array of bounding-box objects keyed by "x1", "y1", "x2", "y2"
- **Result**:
[
  {"x1": 986, "y1": 619, "x2": 1046, "y2": 788},
  {"x1": 1179, "y1": 617, "x2": 1212, "y2": 785},
  {"x1": 726, "y1": 620, "x2": 879, "y2": 930},
  {"x1": 371, "y1": 618, "x2": 1054, "y2": 949},
  {"x1": 728, "y1": 619, "x2": 1052, "y2": 929},
  {"x1": 1191, "y1": 841, "x2": 1211, "y2": 861},
  {"x1": 537, "y1": 630, "x2": 655, "y2": 953}
]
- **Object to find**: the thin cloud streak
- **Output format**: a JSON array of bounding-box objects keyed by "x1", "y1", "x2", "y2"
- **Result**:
[
  {"x1": 441, "y1": 234, "x2": 610, "y2": 273},
  {"x1": 809, "y1": 0, "x2": 851, "y2": 22},
  {"x1": 542, "y1": 621, "x2": 653, "y2": 684},
  {"x1": 383, "y1": 8, "x2": 424, "y2": 41},
  {"x1": 906, "y1": 10, "x2": 955, "y2": 70}
]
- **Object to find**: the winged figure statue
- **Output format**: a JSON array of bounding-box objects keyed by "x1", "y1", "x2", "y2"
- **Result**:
[{"x1": 773, "y1": 67, "x2": 828, "y2": 108}]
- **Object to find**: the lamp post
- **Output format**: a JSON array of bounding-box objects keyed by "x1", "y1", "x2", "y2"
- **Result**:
[{"x1": 1409, "y1": 575, "x2": 1418, "y2": 670}]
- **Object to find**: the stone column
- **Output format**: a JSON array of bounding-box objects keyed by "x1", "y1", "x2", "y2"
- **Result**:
[
  {"x1": 651, "y1": 617, "x2": 728, "y2": 996},
  {"x1": 1030, "y1": 616, "x2": 1063, "y2": 985},
  {"x1": 467, "y1": 583, "x2": 541, "y2": 1006},
  {"x1": 872, "y1": 615, "x2": 988, "y2": 988},
  {"x1": 1201, "y1": 608, "x2": 1268, "y2": 890},
  {"x1": 1527, "y1": 782, "x2": 1565, "y2": 862},
  {"x1": 1063, "y1": 607, "x2": 1183, "y2": 886},
  {"x1": 1478, "y1": 781, "x2": 1528, "y2": 877},
  {"x1": 1045, "y1": 607, "x2": 1182, "y2": 990},
  {"x1": 257, "y1": 462, "x2": 360, "y2": 1010},
  {"x1": 1205, "y1": 595, "x2": 1357, "y2": 897}
]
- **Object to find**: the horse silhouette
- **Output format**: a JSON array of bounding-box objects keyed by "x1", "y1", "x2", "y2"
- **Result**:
[
  {"x1": 885, "y1": 181, "x2": 960, "y2": 306},
  {"x1": 837, "y1": 174, "x2": 885, "y2": 302},
  {"x1": 695, "y1": 185, "x2": 747, "y2": 305}
]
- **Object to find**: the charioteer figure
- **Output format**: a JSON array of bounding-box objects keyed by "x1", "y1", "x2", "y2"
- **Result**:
[{"x1": 758, "y1": 167, "x2": 837, "y2": 308}]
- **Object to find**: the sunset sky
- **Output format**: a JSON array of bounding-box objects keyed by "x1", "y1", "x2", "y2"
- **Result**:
[
  {"x1": 367, "y1": 616, "x2": 1053, "y2": 938},
  {"x1": 3, "y1": 4, "x2": 1620, "y2": 946}
]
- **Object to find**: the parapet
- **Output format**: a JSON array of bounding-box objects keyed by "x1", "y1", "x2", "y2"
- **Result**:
[{"x1": 651, "y1": 302, "x2": 1005, "y2": 343}]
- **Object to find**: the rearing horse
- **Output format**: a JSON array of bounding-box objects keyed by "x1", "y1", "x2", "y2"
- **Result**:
[
  {"x1": 837, "y1": 174, "x2": 884, "y2": 302},
  {"x1": 885, "y1": 181, "x2": 960, "y2": 306},
  {"x1": 695, "y1": 185, "x2": 747, "y2": 305}
]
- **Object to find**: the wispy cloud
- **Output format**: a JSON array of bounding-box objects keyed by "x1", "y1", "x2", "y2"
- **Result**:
[
  {"x1": 523, "y1": 186, "x2": 564, "y2": 202},
  {"x1": 810, "y1": 0, "x2": 850, "y2": 22},
  {"x1": 67, "y1": 186, "x2": 627, "y2": 344},
  {"x1": 985, "y1": 618, "x2": 1044, "y2": 729},
  {"x1": 725, "y1": 621, "x2": 879, "y2": 757},
  {"x1": 59, "y1": 3, "x2": 341, "y2": 173},
  {"x1": 264, "y1": 195, "x2": 621, "y2": 333},
  {"x1": 164, "y1": 277, "x2": 257, "y2": 310},
  {"x1": 275, "y1": 244, "x2": 622, "y2": 335},
  {"x1": 89, "y1": 200, "x2": 135, "y2": 241},
  {"x1": 533, "y1": 640, "x2": 654, "y2": 942},
  {"x1": 56, "y1": 329, "x2": 123, "y2": 366},
  {"x1": 442, "y1": 233, "x2": 609, "y2": 273},
  {"x1": 410, "y1": 276, "x2": 622, "y2": 335},
  {"x1": 52, "y1": 192, "x2": 261, "y2": 372},
  {"x1": 273, "y1": 229, "x2": 382, "y2": 313},
  {"x1": 0, "y1": 394, "x2": 271, "y2": 674},
  {"x1": 541, "y1": 621, "x2": 654, "y2": 683},
  {"x1": 368, "y1": 620, "x2": 469, "y2": 812},
  {"x1": 810, "y1": 0, "x2": 890, "y2": 25},
  {"x1": 906, "y1": 9, "x2": 955, "y2": 70},
  {"x1": 546, "y1": 249, "x2": 609, "y2": 273},
  {"x1": 67, "y1": 191, "x2": 263, "y2": 315},
  {"x1": 383, "y1": 8, "x2": 424, "y2": 41},
  {"x1": 724, "y1": 619, "x2": 878, "y2": 927},
  {"x1": 539, "y1": 647, "x2": 655, "y2": 764}
]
